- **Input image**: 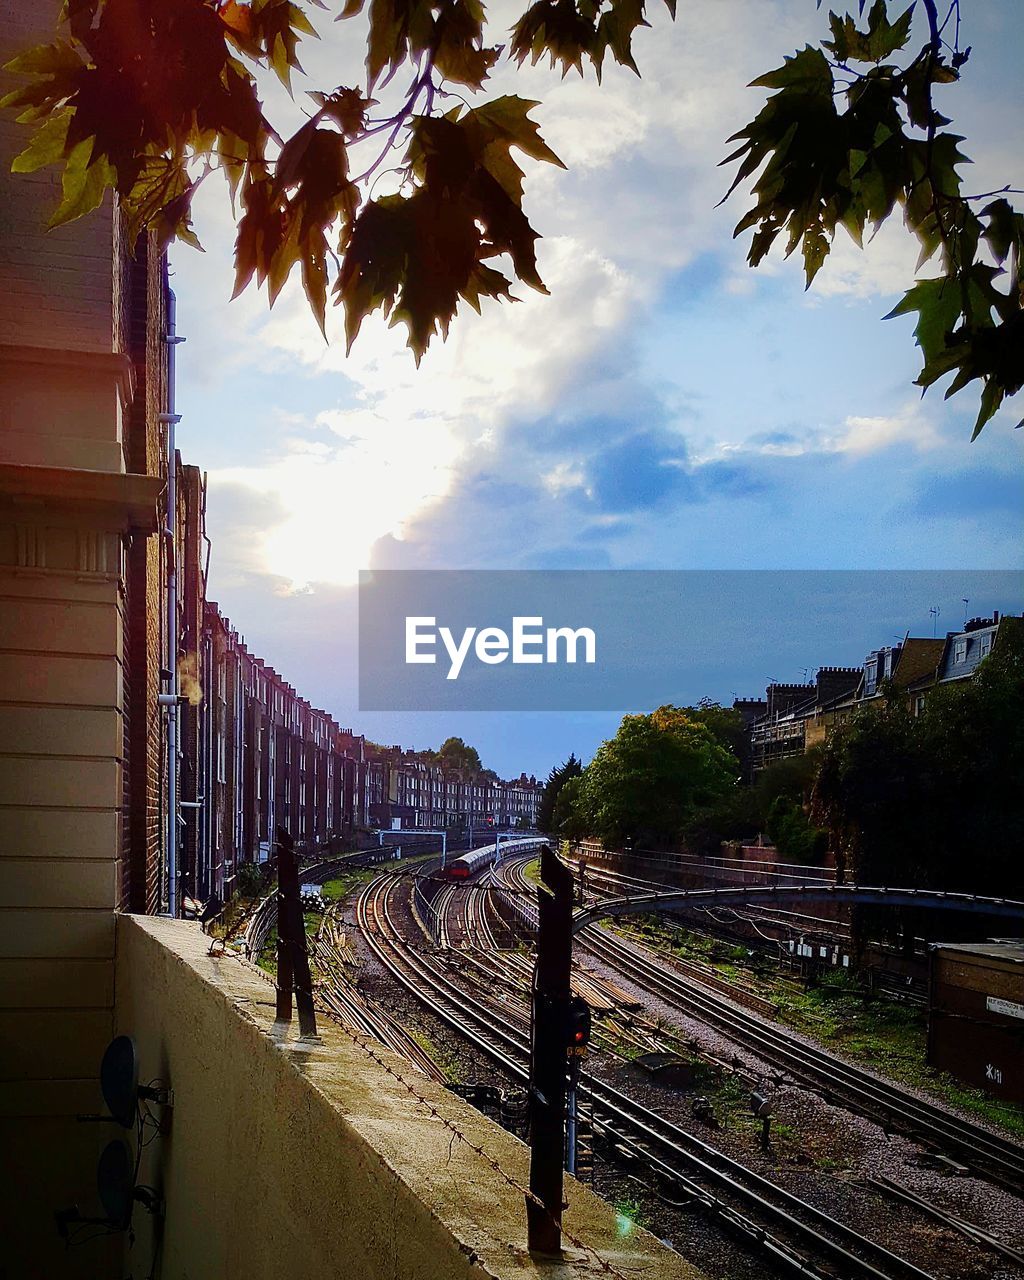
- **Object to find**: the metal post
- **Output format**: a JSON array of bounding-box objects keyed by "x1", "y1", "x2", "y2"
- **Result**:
[
  {"x1": 160, "y1": 291, "x2": 185, "y2": 917},
  {"x1": 275, "y1": 828, "x2": 318, "y2": 1038},
  {"x1": 526, "y1": 844, "x2": 573, "y2": 1255},
  {"x1": 566, "y1": 1057, "x2": 580, "y2": 1176},
  {"x1": 441, "y1": 831, "x2": 447, "y2": 870}
]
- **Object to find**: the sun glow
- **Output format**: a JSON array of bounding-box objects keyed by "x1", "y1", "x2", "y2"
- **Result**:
[{"x1": 210, "y1": 409, "x2": 459, "y2": 588}]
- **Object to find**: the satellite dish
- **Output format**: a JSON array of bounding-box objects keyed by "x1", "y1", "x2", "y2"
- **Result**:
[
  {"x1": 100, "y1": 1036, "x2": 139, "y2": 1129},
  {"x1": 97, "y1": 1140, "x2": 133, "y2": 1230}
]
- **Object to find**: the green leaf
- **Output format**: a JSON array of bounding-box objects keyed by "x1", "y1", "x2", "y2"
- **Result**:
[
  {"x1": 863, "y1": 0, "x2": 914, "y2": 60},
  {"x1": 509, "y1": 0, "x2": 597, "y2": 77},
  {"x1": 10, "y1": 110, "x2": 71, "y2": 173},
  {"x1": 3, "y1": 40, "x2": 82, "y2": 78},
  {"x1": 462, "y1": 96, "x2": 565, "y2": 169},
  {"x1": 972, "y1": 378, "x2": 1004, "y2": 440},
  {"x1": 981, "y1": 198, "x2": 1022, "y2": 267},
  {"x1": 802, "y1": 228, "x2": 829, "y2": 286},
  {"x1": 884, "y1": 276, "x2": 963, "y2": 366},
  {"x1": 824, "y1": 2, "x2": 913, "y2": 63},
  {"x1": 301, "y1": 227, "x2": 329, "y2": 338},
  {"x1": 48, "y1": 136, "x2": 115, "y2": 227},
  {"x1": 751, "y1": 46, "x2": 832, "y2": 94}
]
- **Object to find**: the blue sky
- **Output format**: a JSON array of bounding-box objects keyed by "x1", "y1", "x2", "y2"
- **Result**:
[{"x1": 172, "y1": 0, "x2": 1023, "y2": 778}]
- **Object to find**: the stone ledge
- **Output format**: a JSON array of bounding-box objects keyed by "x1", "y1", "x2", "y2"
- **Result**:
[
  {"x1": 115, "y1": 914, "x2": 699, "y2": 1280},
  {"x1": 0, "y1": 344, "x2": 134, "y2": 406},
  {"x1": 0, "y1": 463, "x2": 161, "y2": 531}
]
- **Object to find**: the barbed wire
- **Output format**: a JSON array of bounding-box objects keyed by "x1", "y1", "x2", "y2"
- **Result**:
[{"x1": 220, "y1": 947, "x2": 634, "y2": 1280}]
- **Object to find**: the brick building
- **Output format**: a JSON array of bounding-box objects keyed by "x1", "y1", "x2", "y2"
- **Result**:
[{"x1": 738, "y1": 615, "x2": 1021, "y2": 772}]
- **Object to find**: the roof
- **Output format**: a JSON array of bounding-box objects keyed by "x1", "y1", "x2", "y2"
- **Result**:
[
  {"x1": 938, "y1": 622, "x2": 997, "y2": 683},
  {"x1": 931, "y1": 939, "x2": 1024, "y2": 965},
  {"x1": 891, "y1": 637, "x2": 946, "y2": 688}
]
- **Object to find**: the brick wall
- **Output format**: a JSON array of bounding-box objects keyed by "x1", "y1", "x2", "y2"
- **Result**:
[{"x1": 124, "y1": 238, "x2": 169, "y2": 914}]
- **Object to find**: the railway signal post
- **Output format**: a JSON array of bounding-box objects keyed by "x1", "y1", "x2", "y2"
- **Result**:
[
  {"x1": 526, "y1": 844, "x2": 574, "y2": 1254},
  {"x1": 565, "y1": 995, "x2": 591, "y2": 1176}
]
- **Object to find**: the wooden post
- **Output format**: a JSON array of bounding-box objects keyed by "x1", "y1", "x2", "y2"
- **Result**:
[
  {"x1": 275, "y1": 828, "x2": 318, "y2": 1038},
  {"x1": 526, "y1": 844, "x2": 573, "y2": 1254}
]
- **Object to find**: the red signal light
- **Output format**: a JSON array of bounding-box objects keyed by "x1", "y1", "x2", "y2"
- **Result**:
[{"x1": 566, "y1": 995, "x2": 591, "y2": 1053}]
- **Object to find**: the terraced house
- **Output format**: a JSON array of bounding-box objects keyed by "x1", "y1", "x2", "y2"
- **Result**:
[{"x1": 740, "y1": 612, "x2": 1022, "y2": 772}]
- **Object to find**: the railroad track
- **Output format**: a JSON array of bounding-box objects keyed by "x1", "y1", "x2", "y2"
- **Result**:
[
  {"x1": 241, "y1": 845, "x2": 445, "y2": 960},
  {"x1": 356, "y1": 869, "x2": 941, "y2": 1280},
  {"x1": 577, "y1": 859, "x2": 931, "y2": 1007},
  {"x1": 578, "y1": 921, "x2": 1024, "y2": 1194},
  {"x1": 526, "y1": 858, "x2": 1024, "y2": 1196},
  {"x1": 578, "y1": 859, "x2": 855, "y2": 949},
  {"x1": 312, "y1": 906, "x2": 448, "y2": 1083}
]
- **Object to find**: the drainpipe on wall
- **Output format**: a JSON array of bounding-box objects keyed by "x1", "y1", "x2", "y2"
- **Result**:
[{"x1": 158, "y1": 290, "x2": 186, "y2": 917}]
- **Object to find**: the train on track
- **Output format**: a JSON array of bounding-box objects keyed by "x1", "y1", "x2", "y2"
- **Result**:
[{"x1": 442, "y1": 836, "x2": 548, "y2": 880}]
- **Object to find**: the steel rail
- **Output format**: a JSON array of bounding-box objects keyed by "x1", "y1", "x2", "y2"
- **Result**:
[
  {"x1": 574, "y1": 885, "x2": 1024, "y2": 931},
  {"x1": 577, "y1": 860, "x2": 856, "y2": 942},
  {"x1": 525, "y1": 856, "x2": 1022, "y2": 1190},
  {"x1": 357, "y1": 872, "x2": 939, "y2": 1280},
  {"x1": 579, "y1": 922, "x2": 1024, "y2": 1194}
]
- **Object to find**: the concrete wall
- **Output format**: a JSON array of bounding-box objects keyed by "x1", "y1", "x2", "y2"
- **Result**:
[
  {"x1": 115, "y1": 915, "x2": 696, "y2": 1280},
  {"x1": 0, "y1": 473, "x2": 158, "y2": 1279}
]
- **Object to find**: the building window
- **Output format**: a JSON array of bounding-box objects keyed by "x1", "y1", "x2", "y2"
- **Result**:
[{"x1": 953, "y1": 639, "x2": 968, "y2": 664}]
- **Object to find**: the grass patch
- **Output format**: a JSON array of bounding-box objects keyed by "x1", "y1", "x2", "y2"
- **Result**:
[
  {"x1": 610, "y1": 1036, "x2": 643, "y2": 1062},
  {"x1": 320, "y1": 866, "x2": 378, "y2": 903},
  {"x1": 410, "y1": 1030, "x2": 461, "y2": 1084},
  {"x1": 613, "y1": 1195, "x2": 652, "y2": 1234},
  {"x1": 613, "y1": 920, "x2": 1024, "y2": 1139},
  {"x1": 257, "y1": 925, "x2": 278, "y2": 975}
]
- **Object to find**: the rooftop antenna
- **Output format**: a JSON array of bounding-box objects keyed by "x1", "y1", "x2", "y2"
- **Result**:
[
  {"x1": 929, "y1": 605, "x2": 940, "y2": 637},
  {"x1": 962, "y1": 597, "x2": 970, "y2": 625}
]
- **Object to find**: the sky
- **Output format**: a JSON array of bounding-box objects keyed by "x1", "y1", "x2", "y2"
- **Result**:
[{"x1": 172, "y1": 0, "x2": 1023, "y2": 779}]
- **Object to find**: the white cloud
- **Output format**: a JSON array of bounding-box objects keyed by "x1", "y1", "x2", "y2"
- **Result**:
[
  {"x1": 208, "y1": 408, "x2": 459, "y2": 587},
  {"x1": 167, "y1": 0, "x2": 1017, "y2": 597},
  {"x1": 828, "y1": 409, "x2": 943, "y2": 456},
  {"x1": 809, "y1": 217, "x2": 929, "y2": 302},
  {"x1": 702, "y1": 404, "x2": 944, "y2": 463}
]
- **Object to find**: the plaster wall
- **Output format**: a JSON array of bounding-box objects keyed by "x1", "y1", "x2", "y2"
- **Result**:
[{"x1": 115, "y1": 915, "x2": 699, "y2": 1280}]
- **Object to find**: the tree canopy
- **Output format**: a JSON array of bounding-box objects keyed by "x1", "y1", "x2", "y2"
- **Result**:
[
  {"x1": 3, "y1": 0, "x2": 1020, "y2": 432},
  {"x1": 536, "y1": 751, "x2": 582, "y2": 832},
  {"x1": 425, "y1": 735, "x2": 483, "y2": 772},
  {"x1": 812, "y1": 621, "x2": 1023, "y2": 922},
  {"x1": 573, "y1": 705, "x2": 739, "y2": 849}
]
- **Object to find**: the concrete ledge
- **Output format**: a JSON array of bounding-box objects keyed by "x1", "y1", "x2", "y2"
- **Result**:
[{"x1": 116, "y1": 915, "x2": 698, "y2": 1280}]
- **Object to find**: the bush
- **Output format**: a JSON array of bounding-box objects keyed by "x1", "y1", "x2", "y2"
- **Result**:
[
  {"x1": 235, "y1": 861, "x2": 264, "y2": 899},
  {"x1": 765, "y1": 797, "x2": 828, "y2": 864}
]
